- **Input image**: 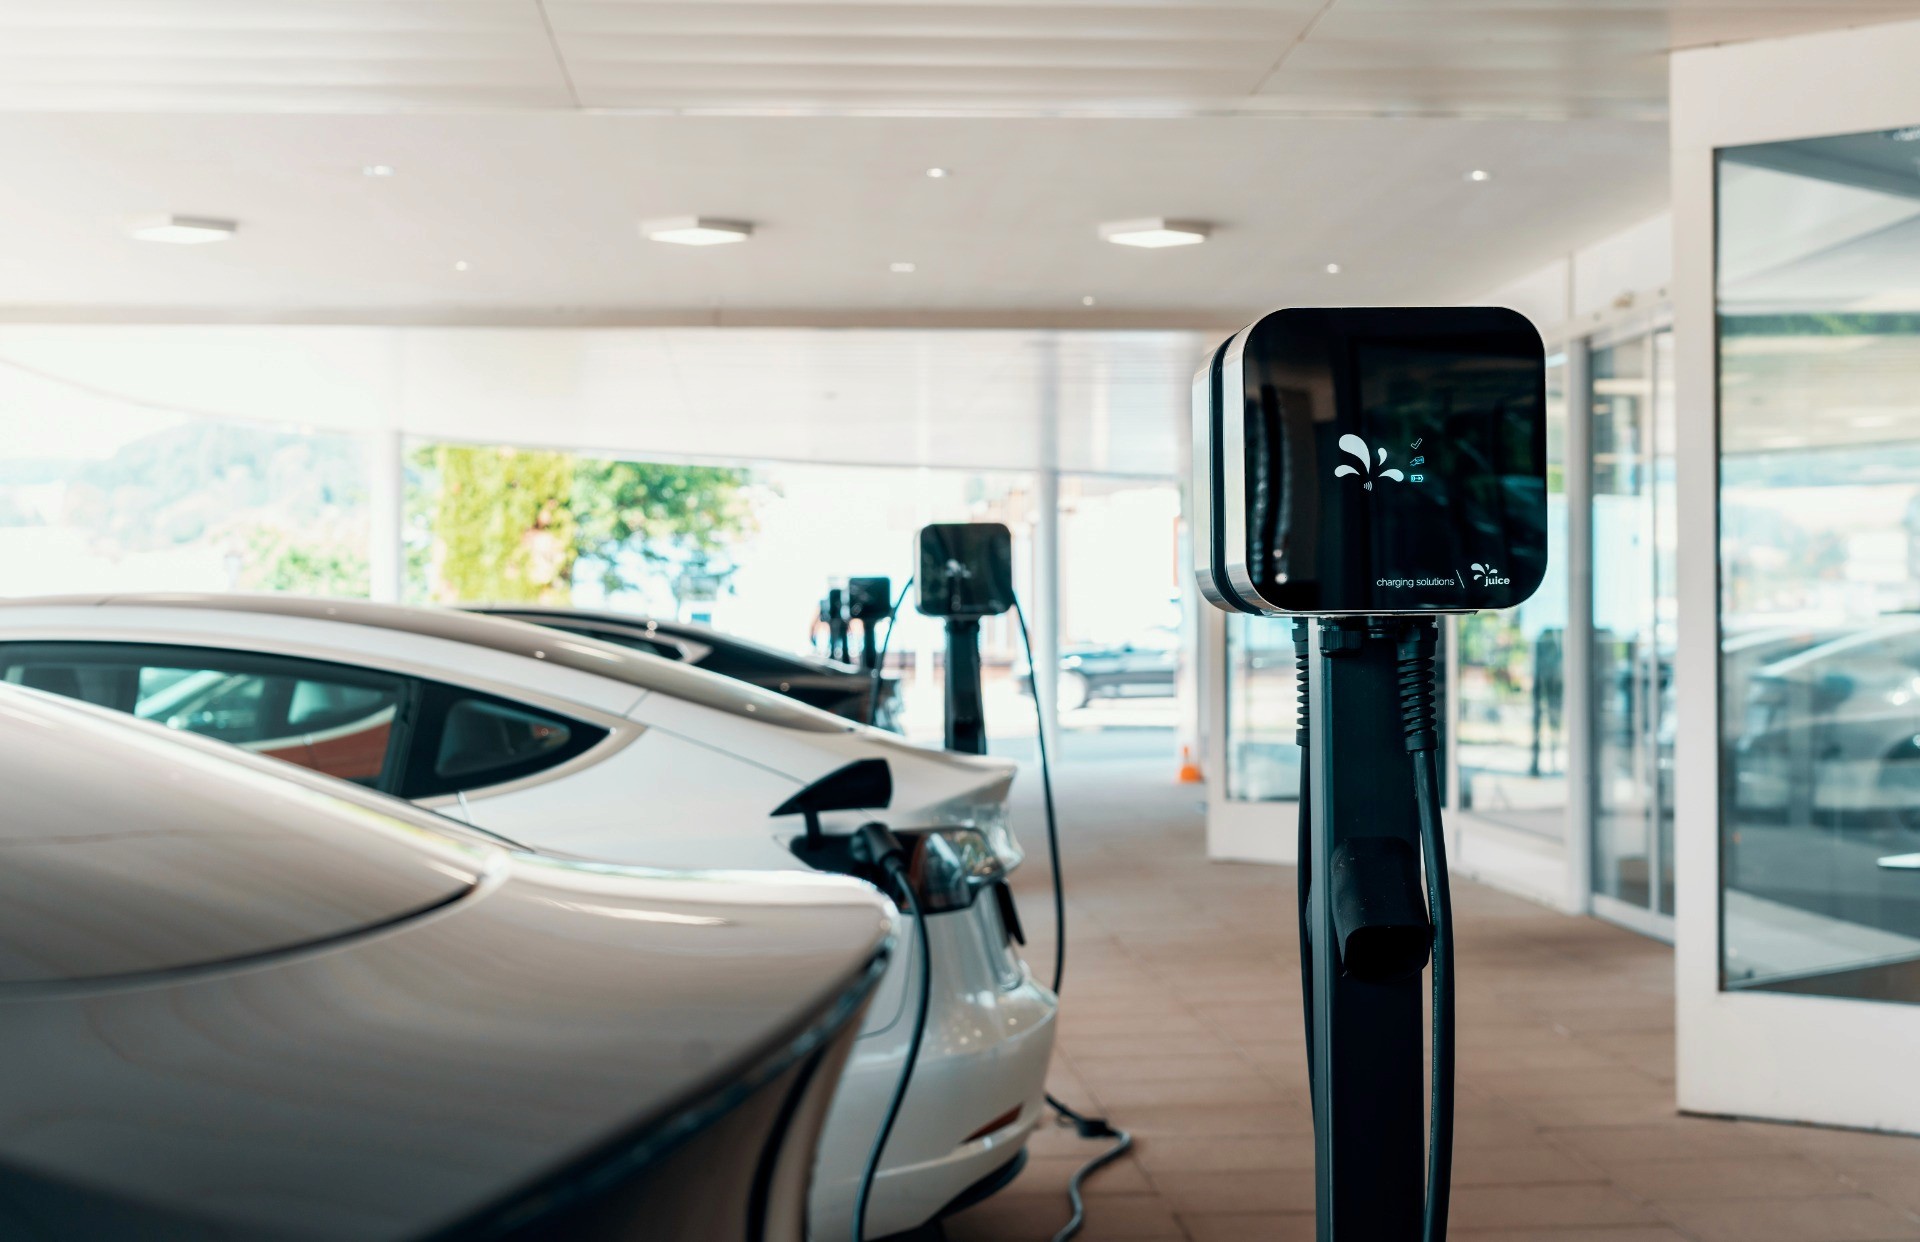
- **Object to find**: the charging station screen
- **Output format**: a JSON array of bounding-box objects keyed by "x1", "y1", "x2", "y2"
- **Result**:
[
  {"x1": 916, "y1": 524, "x2": 1014, "y2": 617},
  {"x1": 1237, "y1": 307, "x2": 1547, "y2": 614}
]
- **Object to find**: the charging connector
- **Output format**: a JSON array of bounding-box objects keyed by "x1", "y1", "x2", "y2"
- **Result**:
[
  {"x1": 850, "y1": 821, "x2": 932, "y2": 1242},
  {"x1": 1395, "y1": 619, "x2": 1455, "y2": 1242}
]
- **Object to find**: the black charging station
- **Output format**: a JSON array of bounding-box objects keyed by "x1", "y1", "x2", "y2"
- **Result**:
[
  {"x1": 847, "y1": 576, "x2": 894, "y2": 674},
  {"x1": 1195, "y1": 306, "x2": 1547, "y2": 1241},
  {"x1": 916, "y1": 523, "x2": 1014, "y2": 755},
  {"x1": 819, "y1": 586, "x2": 852, "y2": 664}
]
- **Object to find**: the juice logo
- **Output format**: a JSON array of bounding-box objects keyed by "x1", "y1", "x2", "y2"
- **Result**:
[
  {"x1": 1471, "y1": 562, "x2": 1510, "y2": 587},
  {"x1": 1332, "y1": 434, "x2": 1405, "y2": 492}
]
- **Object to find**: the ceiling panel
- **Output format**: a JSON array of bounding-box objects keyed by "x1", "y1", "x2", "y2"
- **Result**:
[
  {"x1": 0, "y1": 0, "x2": 1914, "y2": 118},
  {"x1": 0, "y1": 110, "x2": 1667, "y2": 321},
  {"x1": 0, "y1": 0, "x2": 574, "y2": 111}
]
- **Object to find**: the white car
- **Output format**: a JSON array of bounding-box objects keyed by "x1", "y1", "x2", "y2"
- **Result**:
[{"x1": 0, "y1": 593, "x2": 1056, "y2": 1241}]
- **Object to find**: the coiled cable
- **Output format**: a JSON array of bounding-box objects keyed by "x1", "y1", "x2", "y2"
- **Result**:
[{"x1": 1395, "y1": 619, "x2": 1455, "y2": 1242}]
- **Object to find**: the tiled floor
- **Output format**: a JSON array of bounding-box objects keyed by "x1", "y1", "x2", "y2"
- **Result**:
[{"x1": 942, "y1": 757, "x2": 1920, "y2": 1242}]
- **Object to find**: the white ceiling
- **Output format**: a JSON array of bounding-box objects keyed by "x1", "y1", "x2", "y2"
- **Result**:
[
  {"x1": 0, "y1": 110, "x2": 1666, "y2": 322},
  {"x1": 0, "y1": 1, "x2": 1910, "y2": 323},
  {"x1": 3, "y1": 0, "x2": 1919, "y2": 120}
]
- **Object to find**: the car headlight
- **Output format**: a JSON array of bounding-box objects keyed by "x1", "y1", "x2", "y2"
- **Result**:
[{"x1": 903, "y1": 827, "x2": 1006, "y2": 913}]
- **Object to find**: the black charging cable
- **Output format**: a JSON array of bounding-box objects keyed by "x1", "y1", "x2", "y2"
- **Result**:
[
  {"x1": 1010, "y1": 598, "x2": 1133, "y2": 1242},
  {"x1": 864, "y1": 577, "x2": 915, "y2": 728},
  {"x1": 850, "y1": 823, "x2": 934, "y2": 1242},
  {"x1": 1395, "y1": 619, "x2": 1455, "y2": 1242},
  {"x1": 1292, "y1": 620, "x2": 1315, "y2": 1078}
]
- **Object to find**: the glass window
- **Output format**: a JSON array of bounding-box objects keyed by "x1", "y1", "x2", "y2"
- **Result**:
[
  {"x1": 0, "y1": 643, "x2": 403, "y2": 787},
  {"x1": 401, "y1": 685, "x2": 606, "y2": 799},
  {"x1": 1718, "y1": 127, "x2": 1920, "y2": 1002},
  {"x1": 0, "y1": 370, "x2": 373, "y2": 599},
  {"x1": 1225, "y1": 615, "x2": 1302, "y2": 802},
  {"x1": 1454, "y1": 353, "x2": 1570, "y2": 838},
  {"x1": 1591, "y1": 332, "x2": 1678, "y2": 917}
]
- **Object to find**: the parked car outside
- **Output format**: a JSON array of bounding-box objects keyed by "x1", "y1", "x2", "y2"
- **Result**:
[
  {"x1": 0, "y1": 684, "x2": 892, "y2": 1242},
  {"x1": 1734, "y1": 618, "x2": 1920, "y2": 827},
  {"x1": 0, "y1": 593, "x2": 1053, "y2": 1241},
  {"x1": 469, "y1": 604, "x2": 903, "y2": 730},
  {"x1": 1014, "y1": 627, "x2": 1180, "y2": 710}
]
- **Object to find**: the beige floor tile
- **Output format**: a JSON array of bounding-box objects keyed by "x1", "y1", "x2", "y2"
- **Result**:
[
  {"x1": 1656, "y1": 1194, "x2": 1920, "y2": 1241},
  {"x1": 1605, "y1": 1154, "x2": 1854, "y2": 1202},
  {"x1": 1145, "y1": 1169, "x2": 1317, "y2": 1215},
  {"x1": 1451, "y1": 1184, "x2": 1661, "y2": 1230},
  {"x1": 941, "y1": 767, "x2": 1920, "y2": 1242},
  {"x1": 1178, "y1": 1211, "x2": 1317, "y2": 1241}
]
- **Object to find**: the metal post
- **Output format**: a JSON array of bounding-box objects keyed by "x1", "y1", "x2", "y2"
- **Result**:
[
  {"x1": 945, "y1": 618, "x2": 987, "y2": 755},
  {"x1": 1308, "y1": 618, "x2": 1427, "y2": 1241},
  {"x1": 1564, "y1": 338, "x2": 1595, "y2": 915},
  {"x1": 1035, "y1": 466, "x2": 1063, "y2": 761}
]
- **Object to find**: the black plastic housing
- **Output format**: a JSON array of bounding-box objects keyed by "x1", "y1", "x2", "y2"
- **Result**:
[
  {"x1": 1194, "y1": 306, "x2": 1547, "y2": 616},
  {"x1": 847, "y1": 576, "x2": 894, "y2": 622},
  {"x1": 916, "y1": 523, "x2": 1014, "y2": 618}
]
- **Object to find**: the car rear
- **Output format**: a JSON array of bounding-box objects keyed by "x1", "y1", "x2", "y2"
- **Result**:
[{"x1": 0, "y1": 687, "x2": 894, "y2": 1241}]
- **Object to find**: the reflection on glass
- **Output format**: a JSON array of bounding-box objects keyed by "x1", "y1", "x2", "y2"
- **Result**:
[
  {"x1": 1455, "y1": 355, "x2": 1570, "y2": 838},
  {"x1": 1226, "y1": 615, "x2": 1302, "y2": 801},
  {"x1": 1719, "y1": 126, "x2": 1920, "y2": 1002},
  {"x1": 1591, "y1": 332, "x2": 1677, "y2": 916}
]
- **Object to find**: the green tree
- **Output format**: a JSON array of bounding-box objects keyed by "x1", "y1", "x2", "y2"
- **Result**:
[
  {"x1": 239, "y1": 525, "x2": 370, "y2": 596},
  {"x1": 572, "y1": 459, "x2": 754, "y2": 597},
  {"x1": 429, "y1": 445, "x2": 577, "y2": 604}
]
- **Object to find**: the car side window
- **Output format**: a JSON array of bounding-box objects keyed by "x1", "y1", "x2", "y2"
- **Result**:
[
  {"x1": 398, "y1": 682, "x2": 608, "y2": 800},
  {"x1": 0, "y1": 642, "x2": 407, "y2": 789}
]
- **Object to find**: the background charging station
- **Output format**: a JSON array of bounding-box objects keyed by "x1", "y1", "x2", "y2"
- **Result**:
[
  {"x1": 916, "y1": 522, "x2": 1015, "y2": 755},
  {"x1": 1195, "y1": 306, "x2": 1548, "y2": 1241}
]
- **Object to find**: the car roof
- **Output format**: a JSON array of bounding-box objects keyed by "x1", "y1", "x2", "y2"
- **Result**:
[
  {"x1": 471, "y1": 604, "x2": 865, "y2": 678},
  {"x1": 0, "y1": 592, "x2": 855, "y2": 734}
]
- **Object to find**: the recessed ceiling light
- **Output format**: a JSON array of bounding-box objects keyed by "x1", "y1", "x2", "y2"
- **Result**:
[
  {"x1": 1466, "y1": 169, "x2": 1493, "y2": 182},
  {"x1": 452, "y1": 260, "x2": 470, "y2": 272},
  {"x1": 926, "y1": 167, "x2": 949, "y2": 179},
  {"x1": 1082, "y1": 296, "x2": 1096, "y2": 306},
  {"x1": 640, "y1": 216, "x2": 752, "y2": 246},
  {"x1": 362, "y1": 164, "x2": 396, "y2": 178},
  {"x1": 1325, "y1": 262, "x2": 1341, "y2": 274},
  {"x1": 129, "y1": 214, "x2": 237, "y2": 245},
  {"x1": 1099, "y1": 218, "x2": 1209, "y2": 248},
  {"x1": 889, "y1": 261, "x2": 917, "y2": 274}
]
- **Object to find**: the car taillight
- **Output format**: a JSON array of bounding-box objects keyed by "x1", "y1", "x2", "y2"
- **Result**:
[{"x1": 901, "y1": 828, "x2": 1006, "y2": 914}]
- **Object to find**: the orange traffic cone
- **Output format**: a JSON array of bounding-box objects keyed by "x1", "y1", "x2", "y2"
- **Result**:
[{"x1": 1177, "y1": 745, "x2": 1203, "y2": 784}]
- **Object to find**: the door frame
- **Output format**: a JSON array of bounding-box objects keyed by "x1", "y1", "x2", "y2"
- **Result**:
[{"x1": 1673, "y1": 21, "x2": 1920, "y2": 1133}]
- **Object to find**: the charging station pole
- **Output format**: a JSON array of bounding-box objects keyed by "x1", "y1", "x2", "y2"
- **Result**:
[
  {"x1": 1307, "y1": 618, "x2": 1427, "y2": 1240},
  {"x1": 944, "y1": 618, "x2": 987, "y2": 755}
]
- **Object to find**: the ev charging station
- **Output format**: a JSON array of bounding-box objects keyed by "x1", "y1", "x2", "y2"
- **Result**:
[
  {"x1": 915, "y1": 522, "x2": 1015, "y2": 756},
  {"x1": 846, "y1": 576, "x2": 894, "y2": 673},
  {"x1": 1195, "y1": 307, "x2": 1548, "y2": 1241}
]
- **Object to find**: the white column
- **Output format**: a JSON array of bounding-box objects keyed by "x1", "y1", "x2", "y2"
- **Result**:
[
  {"x1": 1033, "y1": 338, "x2": 1063, "y2": 762},
  {"x1": 367, "y1": 428, "x2": 404, "y2": 602},
  {"x1": 1035, "y1": 466, "x2": 1062, "y2": 761}
]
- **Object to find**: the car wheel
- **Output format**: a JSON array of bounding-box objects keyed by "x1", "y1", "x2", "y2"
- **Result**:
[{"x1": 1058, "y1": 670, "x2": 1091, "y2": 711}]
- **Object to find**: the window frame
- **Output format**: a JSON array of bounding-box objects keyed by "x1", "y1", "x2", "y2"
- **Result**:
[
  {"x1": 0, "y1": 640, "x2": 417, "y2": 793},
  {"x1": 0, "y1": 639, "x2": 617, "y2": 804}
]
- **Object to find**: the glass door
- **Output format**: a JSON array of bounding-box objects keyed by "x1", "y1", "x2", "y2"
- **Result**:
[{"x1": 1590, "y1": 328, "x2": 1677, "y2": 934}]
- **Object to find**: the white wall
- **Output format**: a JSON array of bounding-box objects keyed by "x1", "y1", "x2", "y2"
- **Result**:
[{"x1": 1479, "y1": 211, "x2": 1671, "y2": 342}]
